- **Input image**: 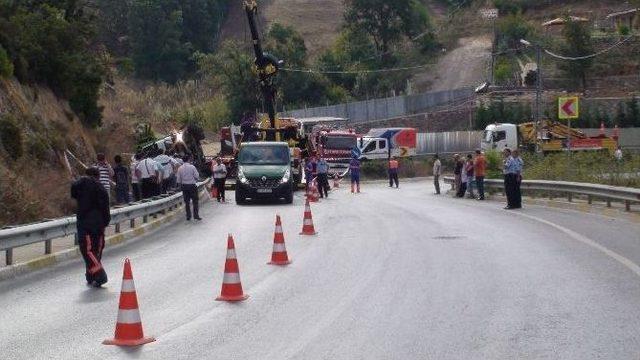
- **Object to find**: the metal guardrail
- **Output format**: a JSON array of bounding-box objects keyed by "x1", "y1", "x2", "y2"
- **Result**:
[
  {"x1": 0, "y1": 179, "x2": 210, "y2": 266},
  {"x1": 443, "y1": 176, "x2": 640, "y2": 211}
]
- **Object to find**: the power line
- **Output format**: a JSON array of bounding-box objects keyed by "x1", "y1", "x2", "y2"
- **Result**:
[{"x1": 543, "y1": 35, "x2": 635, "y2": 61}]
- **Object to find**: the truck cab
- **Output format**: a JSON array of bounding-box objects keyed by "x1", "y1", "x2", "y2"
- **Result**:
[
  {"x1": 481, "y1": 123, "x2": 518, "y2": 152},
  {"x1": 235, "y1": 142, "x2": 294, "y2": 204},
  {"x1": 358, "y1": 137, "x2": 389, "y2": 160}
]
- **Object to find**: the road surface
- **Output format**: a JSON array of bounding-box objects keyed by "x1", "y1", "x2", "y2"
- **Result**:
[{"x1": 1, "y1": 181, "x2": 640, "y2": 359}]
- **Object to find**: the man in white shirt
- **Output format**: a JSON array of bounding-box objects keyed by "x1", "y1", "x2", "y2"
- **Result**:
[
  {"x1": 130, "y1": 153, "x2": 142, "y2": 201},
  {"x1": 154, "y1": 149, "x2": 178, "y2": 194},
  {"x1": 135, "y1": 155, "x2": 160, "y2": 199},
  {"x1": 176, "y1": 155, "x2": 201, "y2": 221},
  {"x1": 211, "y1": 157, "x2": 228, "y2": 202},
  {"x1": 433, "y1": 154, "x2": 442, "y2": 195}
]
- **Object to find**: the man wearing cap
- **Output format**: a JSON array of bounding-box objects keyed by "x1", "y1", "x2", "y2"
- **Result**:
[{"x1": 71, "y1": 167, "x2": 110, "y2": 287}]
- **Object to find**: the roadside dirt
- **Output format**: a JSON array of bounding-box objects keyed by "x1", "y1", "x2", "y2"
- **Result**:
[{"x1": 414, "y1": 35, "x2": 492, "y2": 92}]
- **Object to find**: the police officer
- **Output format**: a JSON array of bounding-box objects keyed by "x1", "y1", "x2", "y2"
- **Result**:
[{"x1": 71, "y1": 167, "x2": 110, "y2": 287}]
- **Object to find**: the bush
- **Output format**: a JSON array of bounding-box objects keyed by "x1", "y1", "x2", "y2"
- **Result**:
[
  {"x1": 0, "y1": 114, "x2": 23, "y2": 160},
  {"x1": 0, "y1": 45, "x2": 13, "y2": 78},
  {"x1": 618, "y1": 25, "x2": 630, "y2": 36},
  {"x1": 485, "y1": 150, "x2": 503, "y2": 179},
  {"x1": 522, "y1": 151, "x2": 640, "y2": 188}
]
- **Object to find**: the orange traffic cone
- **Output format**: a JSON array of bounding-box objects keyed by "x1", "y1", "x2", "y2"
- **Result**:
[
  {"x1": 268, "y1": 215, "x2": 291, "y2": 265},
  {"x1": 299, "y1": 199, "x2": 317, "y2": 235},
  {"x1": 311, "y1": 180, "x2": 320, "y2": 202},
  {"x1": 103, "y1": 258, "x2": 155, "y2": 346},
  {"x1": 216, "y1": 234, "x2": 249, "y2": 302}
]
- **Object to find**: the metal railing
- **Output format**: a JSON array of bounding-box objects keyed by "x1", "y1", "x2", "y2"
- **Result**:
[
  {"x1": 0, "y1": 180, "x2": 210, "y2": 266},
  {"x1": 443, "y1": 176, "x2": 640, "y2": 211}
]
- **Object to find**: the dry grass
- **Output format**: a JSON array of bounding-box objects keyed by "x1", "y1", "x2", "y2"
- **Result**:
[{"x1": 219, "y1": 0, "x2": 345, "y2": 59}]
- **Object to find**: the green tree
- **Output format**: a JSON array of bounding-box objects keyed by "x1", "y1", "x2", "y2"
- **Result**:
[
  {"x1": 344, "y1": 0, "x2": 430, "y2": 56},
  {"x1": 265, "y1": 23, "x2": 346, "y2": 108},
  {"x1": 497, "y1": 13, "x2": 534, "y2": 49},
  {"x1": 558, "y1": 16, "x2": 594, "y2": 90},
  {"x1": 195, "y1": 41, "x2": 259, "y2": 123},
  {"x1": 129, "y1": 0, "x2": 189, "y2": 83},
  {"x1": 627, "y1": 97, "x2": 640, "y2": 127},
  {"x1": 0, "y1": 1, "x2": 105, "y2": 126},
  {"x1": 0, "y1": 45, "x2": 13, "y2": 78}
]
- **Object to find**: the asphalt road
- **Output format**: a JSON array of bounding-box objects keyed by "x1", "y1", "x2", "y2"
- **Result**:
[{"x1": 1, "y1": 180, "x2": 640, "y2": 359}]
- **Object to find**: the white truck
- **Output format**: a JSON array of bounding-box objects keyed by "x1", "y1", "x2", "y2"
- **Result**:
[{"x1": 357, "y1": 128, "x2": 417, "y2": 160}]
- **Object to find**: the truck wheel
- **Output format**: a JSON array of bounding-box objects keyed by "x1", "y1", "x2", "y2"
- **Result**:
[{"x1": 235, "y1": 189, "x2": 246, "y2": 205}]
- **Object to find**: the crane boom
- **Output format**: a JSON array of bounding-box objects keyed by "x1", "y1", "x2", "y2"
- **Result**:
[{"x1": 243, "y1": 0, "x2": 282, "y2": 140}]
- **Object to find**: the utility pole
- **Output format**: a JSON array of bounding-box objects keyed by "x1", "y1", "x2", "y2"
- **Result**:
[
  {"x1": 535, "y1": 43, "x2": 542, "y2": 153},
  {"x1": 521, "y1": 38, "x2": 543, "y2": 153}
]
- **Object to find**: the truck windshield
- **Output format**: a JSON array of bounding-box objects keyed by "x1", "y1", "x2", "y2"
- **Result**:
[
  {"x1": 239, "y1": 146, "x2": 289, "y2": 165},
  {"x1": 323, "y1": 136, "x2": 356, "y2": 149}
]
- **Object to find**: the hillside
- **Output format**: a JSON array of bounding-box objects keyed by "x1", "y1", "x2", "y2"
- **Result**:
[{"x1": 219, "y1": 0, "x2": 345, "y2": 59}]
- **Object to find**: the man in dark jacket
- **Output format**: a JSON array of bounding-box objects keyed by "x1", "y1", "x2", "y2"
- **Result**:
[{"x1": 71, "y1": 167, "x2": 110, "y2": 287}]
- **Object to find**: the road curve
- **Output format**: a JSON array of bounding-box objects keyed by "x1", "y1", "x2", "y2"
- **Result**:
[{"x1": 1, "y1": 181, "x2": 639, "y2": 359}]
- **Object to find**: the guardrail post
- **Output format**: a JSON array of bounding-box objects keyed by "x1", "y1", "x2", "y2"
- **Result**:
[
  {"x1": 588, "y1": 195, "x2": 593, "y2": 205},
  {"x1": 45, "y1": 239, "x2": 52, "y2": 255},
  {"x1": 6, "y1": 249, "x2": 13, "y2": 266},
  {"x1": 74, "y1": 233, "x2": 79, "y2": 246},
  {"x1": 625, "y1": 201, "x2": 631, "y2": 212},
  {"x1": 130, "y1": 219, "x2": 135, "y2": 229},
  {"x1": 567, "y1": 193, "x2": 572, "y2": 202},
  {"x1": 607, "y1": 200, "x2": 612, "y2": 207},
  {"x1": 115, "y1": 222, "x2": 121, "y2": 234},
  {"x1": 143, "y1": 215, "x2": 148, "y2": 224}
]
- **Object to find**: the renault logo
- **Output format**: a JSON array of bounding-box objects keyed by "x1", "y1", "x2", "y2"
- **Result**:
[{"x1": 261, "y1": 176, "x2": 267, "y2": 182}]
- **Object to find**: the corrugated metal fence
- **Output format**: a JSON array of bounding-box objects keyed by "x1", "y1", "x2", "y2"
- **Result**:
[
  {"x1": 281, "y1": 88, "x2": 474, "y2": 124},
  {"x1": 417, "y1": 128, "x2": 640, "y2": 156},
  {"x1": 417, "y1": 131, "x2": 483, "y2": 155}
]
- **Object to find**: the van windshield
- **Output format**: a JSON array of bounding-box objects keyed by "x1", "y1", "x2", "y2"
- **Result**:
[
  {"x1": 239, "y1": 146, "x2": 289, "y2": 165},
  {"x1": 483, "y1": 130, "x2": 493, "y2": 143}
]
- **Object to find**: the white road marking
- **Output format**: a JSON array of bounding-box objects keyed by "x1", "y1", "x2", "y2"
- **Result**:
[{"x1": 513, "y1": 211, "x2": 640, "y2": 278}]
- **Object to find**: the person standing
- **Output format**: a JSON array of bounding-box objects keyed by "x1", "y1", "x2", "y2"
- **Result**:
[
  {"x1": 71, "y1": 167, "x2": 110, "y2": 287},
  {"x1": 135, "y1": 155, "x2": 160, "y2": 199},
  {"x1": 176, "y1": 155, "x2": 201, "y2": 221},
  {"x1": 388, "y1": 157, "x2": 399, "y2": 188},
  {"x1": 212, "y1": 157, "x2": 228, "y2": 202},
  {"x1": 94, "y1": 153, "x2": 114, "y2": 202},
  {"x1": 465, "y1": 154, "x2": 475, "y2": 198},
  {"x1": 130, "y1": 153, "x2": 142, "y2": 201},
  {"x1": 474, "y1": 150, "x2": 486, "y2": 200},
  {"x1": 349, "y1": 156, "x2": 361, "y2": 193},
  {"x1": 502, "y1": 148, "x2": 519, "y2": 209},
  {"x1": 512, "y1": 149, "x2": 524, "y2": 209},
  {"x1": 316, "y1": 155, "x2": 330, "y2": 198},
  {"x1": 453, "y1": 154, "x2": 463, "y2": 192},
  {"x1": 432, "y1": 154, "x2": 442, "y2": 194},
  {"x1": 457, "y1": 156, "x2": 468, "y2": 198},
  {"x1": 113, "y1": 155, "x2": 130, "y2": 205},
  {"x1": 154, "y1": 149, "x2": 178, "y2": 194},
  {"x1": 304, "y1": 155, "x2": 316, "y2": 192}
]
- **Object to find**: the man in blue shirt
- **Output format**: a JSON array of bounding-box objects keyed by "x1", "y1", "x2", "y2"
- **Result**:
[
  {"x1": 502, "y1": 148, "x2": 523, "y2": 209},
  {"x1": 316, "y1": 155, "x2": 330, "y2": 198}
]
